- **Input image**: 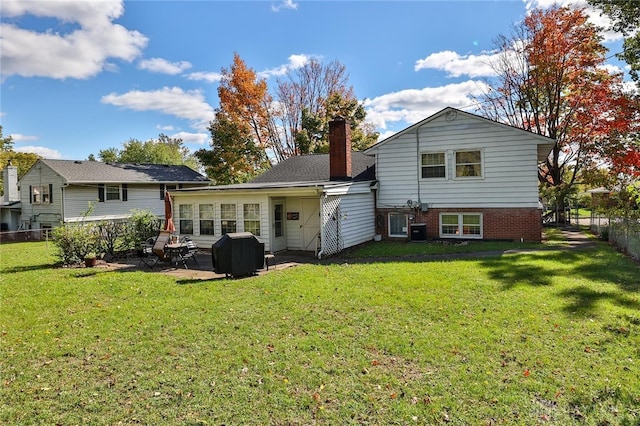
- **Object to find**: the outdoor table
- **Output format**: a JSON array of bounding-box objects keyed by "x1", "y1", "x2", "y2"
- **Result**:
[{"x1": 165, "y1": 243, "x2": 188, "y2": 268}]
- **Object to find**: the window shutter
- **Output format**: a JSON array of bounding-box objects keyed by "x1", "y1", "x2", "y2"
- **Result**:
[
  {"x1": 160, "y1": 184, "x2": 165, "y2": 200},
  {"x1": 98, "y1": 184, "x2": 105, "y2": 202},
  {"x1": 122, "y1": 184, "x2": 128, "y2": 201},
  {"x1": 29, "y1": 186, "x2": 33, "y2": 204},
  {"x1": 49, "y1": 184, "x2": 53, "y2": 203},
  {"x1": 178, "y1": 183, "x2": 183, "y2": 189}
]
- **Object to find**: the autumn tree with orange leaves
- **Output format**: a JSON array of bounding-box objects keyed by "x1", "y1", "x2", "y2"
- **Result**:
[{"x1": 475, "y1": 5, "x2": 639, "y2": 218}]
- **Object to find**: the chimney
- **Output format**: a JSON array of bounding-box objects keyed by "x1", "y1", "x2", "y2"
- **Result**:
[
  {"x1": 329, "y1": 117, "x2": 352, "y2": 180},
  {"x1": 2, "y1": 160, "x2": 19, "y2": 202}
]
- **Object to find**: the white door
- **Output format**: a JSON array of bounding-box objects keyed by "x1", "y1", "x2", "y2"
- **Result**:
[
  {"x1": 301, "y1": 198, "x2": 320, "y2": 252},
  {"x1": 272, "y1": 200, "x2": 287, "y2": 252}
]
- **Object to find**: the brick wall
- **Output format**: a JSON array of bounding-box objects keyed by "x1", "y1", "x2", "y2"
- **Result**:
[{"x1": 376, "y1": 207, "x2": 543, "y2": 242}]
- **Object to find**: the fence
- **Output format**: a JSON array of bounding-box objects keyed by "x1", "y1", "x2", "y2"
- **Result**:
[
  {"x1": 608, "y1": 218, "x2": 640, "y2": 262},
  {"x1": 0, "y1": 229, "x2": 51, "y2": 244}
]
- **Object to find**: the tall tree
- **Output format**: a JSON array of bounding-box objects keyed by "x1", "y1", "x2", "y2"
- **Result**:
[
  {"x1": 95, "y1": 134, "x2": 201, "y2": 170},
  {"x1": 474, "y1": 5, "x2": 638, "y2": 214},
  {"x1": 588, "y1": 0, "x2": 640, "y2": 84},
  {"x1": 195, "y1": 111, "x2": 268, "y2": 185},
  {"x1": 275, "y1": 59, "x2": 378, "y2": 156},
  {"x1": 218, "y1": 52, "x2": 273, "y2": 160}
]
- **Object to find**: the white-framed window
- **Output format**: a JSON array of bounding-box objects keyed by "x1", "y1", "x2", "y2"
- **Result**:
[
  {"x1": 221, "y1": 203, "x2": 237, "y2": 234},
  {"x1": 31, "y1": 185, "x2": 51, "y2": 204},
  {"x1": 439, "y1": 213, "x2": 482, "y2": 239},
  {"x1": 106, "y1": 184, "x2": 121, "y2": 201},
  {"x1": 388, "y1": 213, "x2": 408, "y2": 237},
  {"x1": 199, "y1": 204, "x2": 215, "y2": 235},
  {"x1": 243, "y1": 203, "x2": 261, "y2": 236},
  {"x1": 421, "y1": 152, "x2": 446, "y2": 178},
  {"x1": 179, "y1": 204, "x2": 194, "y2": 234},
  {"x1": 455, "y1": 150, "x2": 483, "y2": 178}
]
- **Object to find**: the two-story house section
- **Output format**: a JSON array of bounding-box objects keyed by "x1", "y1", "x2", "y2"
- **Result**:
[
  {"x1": 364, "y1": 107, "x2": 554, "y2": 242},
  {"x1": 18, "y1": 159, "x2": 210, "y2": 233}
]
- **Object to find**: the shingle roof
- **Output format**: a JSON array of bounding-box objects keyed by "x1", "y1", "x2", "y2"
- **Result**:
[
  {"x1": 251, "y1": 152, "x2": 375, "y2": 184},
  {"x1": 39, "y1": 159, "x2": 210, "y2": 184}
]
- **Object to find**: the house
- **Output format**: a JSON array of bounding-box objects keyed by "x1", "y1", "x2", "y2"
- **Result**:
[
  {"x1": 0, "y1": 161, "x2": 21, "y2": 232},
  {"x1": 172, "y1": 117, "x2": 377, "y2": 257},
  {"x1": 17, "y1": 159, "x2": 210, "y2": 233},
  {"x1": 365, "y1": 107, "x2": 554, "y2": 242},
  {"x1": 171, "y1": 107, "x2": 554, "y2": 257}
]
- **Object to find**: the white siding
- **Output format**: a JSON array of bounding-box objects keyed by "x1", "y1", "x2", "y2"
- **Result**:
[
  {"x1": 375, "y1": 113, "x2": 544, "y2": 209},
  {"x1": 173, "y1": 193, "x2": 270, "y2": 251},
  {"x1": 338, "y1": 186, "x2": 375, "y2": 249},
  {"x1": 19, "y1": 163, "x2": 65, "y2": 227}
]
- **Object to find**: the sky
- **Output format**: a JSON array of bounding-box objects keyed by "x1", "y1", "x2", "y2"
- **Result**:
[{"x1": 0, "y1": 0, "x2": 630, "y2": 161}]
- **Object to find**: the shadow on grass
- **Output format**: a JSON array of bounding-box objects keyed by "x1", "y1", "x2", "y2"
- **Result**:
[
  {"x1": 558, "y1": 285, "x2": 640, "y2": 316},
  {"x1": 1, "y1": 263, "x2": 58, "y2": 274}
]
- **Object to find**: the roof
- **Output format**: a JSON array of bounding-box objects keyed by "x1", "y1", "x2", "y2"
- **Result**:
[
  {"x1": 32, "y1": 159, "x2": 210, "y2": 184},
  {"x1": 251, "y1": 152, "x2": 375, "y2": 184},
  {"x1": 365, "y1": 107, "x2": 556, "y2": 156}
]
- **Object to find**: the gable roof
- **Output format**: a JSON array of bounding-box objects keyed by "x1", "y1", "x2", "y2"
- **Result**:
[
  {"x1": 364, "y1": 107, "x2": 556, "y2": 157},
  {"x1": 31, "y1": 159, "x2": 210, "y2": 184},
  {"x1": 251, "y1": 152, "x2": 375, "y2": 184}
]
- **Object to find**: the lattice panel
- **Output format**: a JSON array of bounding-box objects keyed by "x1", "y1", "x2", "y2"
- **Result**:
[{"x1": 321, "y1": 195, "x2": 342, "y2": 257}]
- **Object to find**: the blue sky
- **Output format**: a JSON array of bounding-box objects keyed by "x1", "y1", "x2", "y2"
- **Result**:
[{"x1": 0, "y1": 0, "x2": 629, "y2": 161}]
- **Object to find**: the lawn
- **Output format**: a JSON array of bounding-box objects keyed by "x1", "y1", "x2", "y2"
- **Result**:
[{"x1": 1, "y1": 237, "x2": 639, "y2": 425}]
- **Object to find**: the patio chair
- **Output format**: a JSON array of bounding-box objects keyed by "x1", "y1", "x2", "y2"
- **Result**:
[
  {"x1": 179, "y1": 236, "x2": 200, "y2": 267},
  {"x1": 139, "y1": 237, "x2": 158, "y2": 268}
]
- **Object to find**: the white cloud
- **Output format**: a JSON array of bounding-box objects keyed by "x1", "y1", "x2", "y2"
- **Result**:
[
  {"x1": 170, "y1": 131, "x2": 210, "y2": 146},
  {"x1": 415, "y1": 51, "x2": 498, "y2": 78},
  {"x1": 138, "y1": 58, "x2": 192, "y2": 75},
  {"x1": 101, "y1": 87, "x2": 215, "y2": 131},
  {"x1": 157, "y1": 125, "x2": 175, "y2": 131},
  {"x1": 363, "y1": 80, "x2": 489, "y2": 130},
  {"x1": 1, "y1": 0, "x2": 147, "y2": 80},
  {"x1": 185, "y1": 71, "x2": 223, "y2": 83},
  {"x1": 9, "y1": 133, "x2": 39, "y2": 142},
  {"x1": 271, "y1": 0, "x2": 298, "y2": 12},
  {"x1": 15, "y1": 146, "x2": 63, "y2": 159},
  {"x1": 258, "y1": 54, "x2": 314, "y2": 78}
]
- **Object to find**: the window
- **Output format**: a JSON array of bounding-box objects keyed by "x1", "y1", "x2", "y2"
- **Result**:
[
  {"x1": 455, "y1": 150, "x2": 482, "y2": 178},
  {"x1": 388, "y1": 213, "x2": 408, "y2": 237},
  {"x1": 179, "y1": 204, "x2": 194, "y2": 234},
  {"x1": 243, "y1": 203, "x2": 261, "y2": 236},
  {"x1": 199, "y1": 204, "x2": 215, "y2": 235},
  {"x1": 106, "y1": 184, "x2": 120, "y2": 201},
  {"x1": 274, "y1": 204, "x2": 284, "y2": 238},
  {"x1": 221, "y1": 204, "x2": 237, "y2": 234},
  {"x1": 440, "y1": 213, "x2": 482, "y2": 239},
  {"x1": 421, "y1": 152, "x2": 446, "y2": 178},
  {"x1": 31, "y1": 185, "x2": 51, "y2": 204}
]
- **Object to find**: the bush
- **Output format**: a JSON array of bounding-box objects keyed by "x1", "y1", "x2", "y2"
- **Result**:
[
  {"x1": 120, "y1": 209, "x2": 162, "y2": 252},
  {"x1": 52, "y1": 223, "x2": 101, "y2": 265}
]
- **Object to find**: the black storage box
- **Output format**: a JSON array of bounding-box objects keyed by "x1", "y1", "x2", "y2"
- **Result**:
[{"x1": 212, "y1": 232, "x2": 265, "y2": 277}]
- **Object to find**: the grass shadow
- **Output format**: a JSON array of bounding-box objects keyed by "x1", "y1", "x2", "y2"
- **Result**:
[{"x1": 558, "y1": 285, "x2": 640, "y2": 317}]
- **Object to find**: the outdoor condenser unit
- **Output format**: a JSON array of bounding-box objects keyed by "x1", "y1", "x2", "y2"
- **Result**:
[{"x1": 211, "y1": 232, "x2": 265, "y2": 277}]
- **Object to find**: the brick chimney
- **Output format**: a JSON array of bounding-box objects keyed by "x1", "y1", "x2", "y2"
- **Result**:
[{"x1": 329, "y1": 117, "x2": 352, "y2": 180}]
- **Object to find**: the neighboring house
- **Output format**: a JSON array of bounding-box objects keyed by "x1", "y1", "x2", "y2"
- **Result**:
[
  {"x1": 18, "y1": 159, "x2": 210, "y2": 233},
  {"x1": 172, "y1": 107, "x2": 554, "y2": 257},
  {"x1": 365, "y1": 107, "x2": 554, "y2": 242},
  {"x1": 172, "y1": 117, "x2": 376, "y2": 257}
]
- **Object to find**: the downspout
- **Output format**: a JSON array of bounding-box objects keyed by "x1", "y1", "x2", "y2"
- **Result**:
[
  {"x1": 317, "y1": 192, "x2": 326, "y2": 259},
  {"x1": 415, "y1": 122, "x2": 429, "y2": 210}
]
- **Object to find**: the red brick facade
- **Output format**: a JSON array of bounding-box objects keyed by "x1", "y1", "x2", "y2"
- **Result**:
[{"x1": 376, "y1": 207, "x2": 543, "y2": 242}]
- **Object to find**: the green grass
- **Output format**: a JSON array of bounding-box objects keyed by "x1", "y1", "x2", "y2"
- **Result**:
[{"x1": 1, "y1": 238, "x2": 639, "y2": 425}]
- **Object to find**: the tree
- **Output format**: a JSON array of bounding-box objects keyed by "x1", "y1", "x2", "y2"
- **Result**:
[
  {"x1": 275, "y1": 59, "x2": 378, "y2": 156},
  {"x1": 474, "y1": 5, "x2": 638, "y2": 218},
  {"x1": 94, "y1": 134, "x2": 201, "y2": 170},
  {"x1": 0, "y1": 125, "x2": 40, "y2": 198},
  {"x1": 588, "y1": 0, "x2": 640, "y2": 84},
  {"x1": 218, "y1": 52, "x2": 273, "y2": 160},
  {"x1": 195, "y1": 111, "x2": 268, "y2": 185}
]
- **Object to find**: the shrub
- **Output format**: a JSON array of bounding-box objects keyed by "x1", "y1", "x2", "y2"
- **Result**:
[
  {"x1": 52, "y1": 223, "x2": 100, "y2": 265},
  {"x1": 120, "y1": 209, "x2": 162, "y2": 252}
]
